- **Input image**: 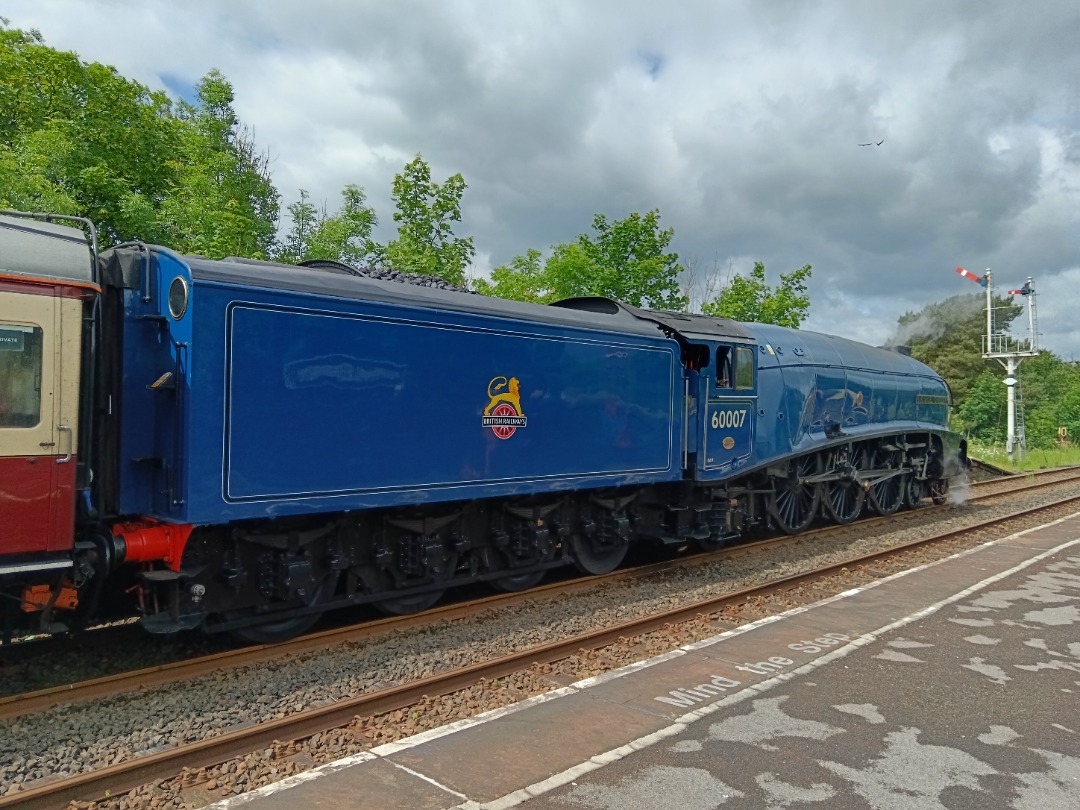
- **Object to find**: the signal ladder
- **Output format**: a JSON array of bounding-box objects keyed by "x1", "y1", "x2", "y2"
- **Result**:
[{"x1": 1014, "y1": 377, "x2": 1027, "y2": 452}]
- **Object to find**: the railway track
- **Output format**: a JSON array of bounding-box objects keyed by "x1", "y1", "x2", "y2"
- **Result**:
[
  {"x1": 3, "y1": 464, "x2": 1078, "y2": 721},
  {"x1": 3, "y1": 470, "x2": 1080, "y2": 809}
]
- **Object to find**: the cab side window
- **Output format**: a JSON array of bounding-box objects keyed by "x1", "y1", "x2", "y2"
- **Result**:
[
  {"x1": 735, "y1": 346, "x2": 755, "y2": 390},
  {"x1": 0, "y1": 325, "x2": 43, "y2": 428},
  {"x1": 716, "y1": 347, "x2": 732, "y2": 388}
]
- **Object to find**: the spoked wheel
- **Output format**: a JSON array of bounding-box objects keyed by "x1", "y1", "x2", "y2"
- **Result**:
[
  {"x1": 868, "y1": 449, "x2": 905, "y2": 515},
  {"x1": 229, "y1": 572, "x2": 339, "y2": 645},
  {"x1": 822, "y1": 445, "x2": 866, "y2": 524},
  {"x1": 929, "y1": 479, "x2": 950, "y2": 505},
  {"x1": 769, "y1": 454, "x2": 822, "y2": 534},
  {"x1": 568, "y1": 530, "x2": 628, "y2": 575},
  {"x1": 904, "y1": 475, "x2": 926, "y2": 508}
]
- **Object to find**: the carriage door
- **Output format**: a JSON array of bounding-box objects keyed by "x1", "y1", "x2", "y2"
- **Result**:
[
  {"x1": 702, "y1": 344, "x2": 756, "y2": 472},
  {"x1": 0, "y1": 287, "x2": 79, "y2": 555}
]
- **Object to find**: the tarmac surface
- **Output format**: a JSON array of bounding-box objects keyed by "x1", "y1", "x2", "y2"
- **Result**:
[{"x1": 213, "y1": 512, "x2": 1080, "y2": 810}]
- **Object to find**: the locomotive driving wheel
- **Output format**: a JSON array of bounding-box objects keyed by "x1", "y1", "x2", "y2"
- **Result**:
[
  {"x1": 822, "y1": 444, "x2": 866, "y2": 524},
  {"x1": 868, "y1": 448, "x2": 905, "y2": 515},
  {"x1": 769, "y1": 454, "x2": 822, "y2": 534}
]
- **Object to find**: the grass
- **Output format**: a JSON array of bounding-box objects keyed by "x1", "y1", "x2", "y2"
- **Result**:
[{"x1": 968, "y1": 443, "x2": 1080, "y2": 472}]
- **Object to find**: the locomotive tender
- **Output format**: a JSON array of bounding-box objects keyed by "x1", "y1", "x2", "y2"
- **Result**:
[{"x1": 0, "y1": 212, "x2": 967, "y2": 642}]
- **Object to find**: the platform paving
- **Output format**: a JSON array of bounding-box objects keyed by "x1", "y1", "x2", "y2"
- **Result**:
[{"x1": 212, "y1": 512, "x2": 1080, "y2": 810}]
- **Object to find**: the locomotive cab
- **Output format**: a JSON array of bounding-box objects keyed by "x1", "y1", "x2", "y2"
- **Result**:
[{"x1": 698, "y1": 342, "x2": 757, "y2": 475}]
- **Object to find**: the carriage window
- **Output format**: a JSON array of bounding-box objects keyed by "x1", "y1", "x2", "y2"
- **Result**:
[
  {"x1": 716, "y1": 347, "x2": 732, "y2": 388},
  {"x1": 0, "y1": 325, "x2": 43, "y2": 428},
  {"x1": 735, "y1": 347, "x2": 755, "y2": 389}
]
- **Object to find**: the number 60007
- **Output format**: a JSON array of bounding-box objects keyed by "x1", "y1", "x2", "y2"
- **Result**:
[{"x1": 711, "y1": 409, "x2": 747, "y2": 429}]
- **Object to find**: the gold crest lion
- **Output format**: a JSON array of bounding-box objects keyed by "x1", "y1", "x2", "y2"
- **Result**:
[{"x1": 484, "y1": 376, "x2": 524, "y2": 417}]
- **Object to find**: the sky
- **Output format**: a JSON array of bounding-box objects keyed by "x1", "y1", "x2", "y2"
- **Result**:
[{"x1": 7, "y1": 1, "x2": 1079, "y2": 357}]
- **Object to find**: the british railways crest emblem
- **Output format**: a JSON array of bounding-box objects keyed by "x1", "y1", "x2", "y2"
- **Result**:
[{"x1": 482, "y1": 376, "x2": 527, "y2": 439}]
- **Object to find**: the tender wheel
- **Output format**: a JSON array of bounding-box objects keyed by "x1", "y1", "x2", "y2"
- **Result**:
[
  {"x1": 231, "y1": 610, "x2": 323, "y2": 645},
  {"x1": 823, "y1": 445, "x2": 866, "y2": 524},
  {"x1": 568, "y1": 530, "x2": 628, "y2": 575},
  {"x1": 769, "y1": 454, "x2": 822, "y2": 534},
  {"x1": 374, "y1": 588, "x2": 446, "y2": 615},
  {"x1": 904, "y1": 475, "x2": 926, "y2": 508},
  {"x1": 490, "y1": 519, "x2": 558, "y2": 592},
  {"x1": 373, "y1": 555, "x2": 457, "y2": 614},
  {"x1": 868, "y1": 449, "x2": 905, "y2": 515},
  {"x1": 371, "y1": 539, "x2": 458, "y2": 615},
  {"x1": 229, "y1": 572, "x2": 338, "y2": 645},
  {"x1": 491, "y1": 569, "x2": 547, "y2": 592}
]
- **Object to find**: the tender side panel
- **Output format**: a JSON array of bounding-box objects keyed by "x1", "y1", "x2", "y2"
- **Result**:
[{"x1": 219, "y1": 302, "x2": 679, "y2": 506}]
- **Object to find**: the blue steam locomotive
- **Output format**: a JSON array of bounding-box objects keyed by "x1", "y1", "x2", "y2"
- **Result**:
[{"x1": 0, "y1": 212, "x2": 967, "y2": 642}]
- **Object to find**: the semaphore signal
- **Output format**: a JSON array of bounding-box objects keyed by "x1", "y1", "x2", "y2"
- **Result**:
[{"x1": 953, "y1": 265, "x2": 1039, "y2": 461}]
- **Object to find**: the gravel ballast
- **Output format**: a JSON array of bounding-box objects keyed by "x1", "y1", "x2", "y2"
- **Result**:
[{"x1": 2, "y1": 480, "x2": 1079, "y2": 807}]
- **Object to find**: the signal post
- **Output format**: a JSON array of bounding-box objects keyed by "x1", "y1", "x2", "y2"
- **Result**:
[{"x1": 956, "y1": 266, "x2": 1039, "y2": 462}]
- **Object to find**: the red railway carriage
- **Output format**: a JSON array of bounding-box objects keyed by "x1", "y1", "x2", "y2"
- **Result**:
[{"x1": 0, "y1": 214, "x2": 98, "y2": 617}]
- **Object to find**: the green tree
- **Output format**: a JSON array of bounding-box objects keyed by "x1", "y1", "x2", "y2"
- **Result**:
[
  {"x1": 0, "y1": 23, "x2": 179, "y2": 243},
  {"x1": 471, "y1": 249, "x2": 549, "y2": 302},
  {"x1": 1060, "y1": 378, "x2": 1080, "y2": 447},
  {"x1": 277, "y1": 186, "x2": 377, "y2": 266},
  {"x1": 158, "y1": 70, "x2": 279, "y2": 258},
  {"x1": 379, "y1": 155, "x2": 474, "y2": 285},
  {"x1": 1016, "y1": 352, "x2": 1079, "y2": 449},
  {"x1": 955, "y1": 371, "x2": 1006, "y2": 443},
  {"x1": 890, "y1": 293, "x2": 1021, "y2": 409},
  {"x1": 476, "y1": 210, "x2": 687, "y2": 309},
  {"x1": 702, "y1": 261, "x2": 812, "y2": 327},
  {"x1": 0, "y1": 25, "x2": 279, "y2": 255}
]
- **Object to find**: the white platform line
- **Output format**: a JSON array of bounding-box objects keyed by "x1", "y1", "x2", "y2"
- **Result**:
[{"x1": 209, "y1": 512, "x2": 1080, "y2": 809}]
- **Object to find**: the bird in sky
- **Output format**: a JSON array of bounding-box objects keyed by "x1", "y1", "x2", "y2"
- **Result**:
[{"x1": 858, "y1": 139, "x2": 885, "y2": 146}]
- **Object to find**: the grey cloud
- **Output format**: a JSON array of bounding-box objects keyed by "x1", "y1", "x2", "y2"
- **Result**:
[{"x1": 6, "y1": 0, "x2": 1079, "y2": 355}]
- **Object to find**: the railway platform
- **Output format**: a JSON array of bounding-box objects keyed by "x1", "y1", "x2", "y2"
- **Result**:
[{"x1": 213, "y1": 512, "x2": 1080, "y2": 809}]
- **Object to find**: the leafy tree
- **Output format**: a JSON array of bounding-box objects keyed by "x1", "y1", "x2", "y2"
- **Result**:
[
  {"x1": 702, "y1": 262, "x2": 812, "y2": 328},
  {"x1": 380, "y1": 155, "x2": 474, "y2": 285},
  {"x1": 1016, "y1": 352, "x2": 1080, "y2": 449},
  {"x1": 955, "y1": 371, "x2": 1006, "y2": 443},
  {"x1": 0, "y1": 23, "x2": 179, "y2": 243},
  {"x1": 560, "y1": 211, "x2": 686, "y2": 309},
  {"x1": 476, "y1": 210, "x2": 687, "y2": 309},
  {"x1": 957, "y1": 353, "x2": 1080, "y2": 449},
  {"x1": 471, "y1": 249, "x2": 549, "y2": 302},
  {"x1": 276, "y1": 186, "x2": 377, "y2": 266},
  {"x1": 887, "y1": 293, "x2": 1021, "y2": 409},
  {"x1": 158, "y1": 70, "x2": 279, "y2": 258},
  {"x1": 0, "y1": 25, "x2": 279, "y2": 255},
  {"x1": 1060, "y1": 378, "x2": 1080, "y2": 447}
]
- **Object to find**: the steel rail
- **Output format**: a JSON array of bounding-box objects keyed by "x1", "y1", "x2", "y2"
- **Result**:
[
  {"x1": 3, "y1": 466, "x2": 1079, "y2": 722},
  {"x1": 4, "y1": 491, "x2": 1080, "y2": 810}
]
